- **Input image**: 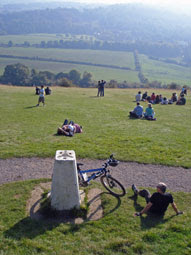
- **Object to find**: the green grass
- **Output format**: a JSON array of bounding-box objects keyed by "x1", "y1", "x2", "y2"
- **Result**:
[
  {"x1": 0, "y1": 179, "x2": 191, "y2": 255},
  {"x1": 0, "y1": 47, "x2": 137, "y2": 82},
  {"x1": 0, "y1": 86, "x2": 191, "y2": 168},
  {"x1": 139, "y1": 54, "x2": 191, "y2": 86},
  {"x1": 0, "y1": 47, "x2": 135, "y2": 68},
  {"x1": 0, "y1": 57, "x2": 138, "y2": 83}
]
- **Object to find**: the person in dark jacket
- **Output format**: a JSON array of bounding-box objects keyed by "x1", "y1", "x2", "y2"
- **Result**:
[{"x1": 132, "y1": 182, "x2": 183, "y2": 217}]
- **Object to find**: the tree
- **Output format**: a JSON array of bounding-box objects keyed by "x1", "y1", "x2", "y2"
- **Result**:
[
  {"x1": 68, "y1": 69, "x2": 81, "y2": 84},
  {"x1": 7, "y1": 40, "x2": 13, "y2": 47},
  {"x1": 80, "y1": 71, "x2": 93, "y2": 87},
  {"x1": 58, "y1": 77, "x2": 74, "y2": 87},
  {"x1": 1, "y1": 63, "x2": 30, "y2": 85}
]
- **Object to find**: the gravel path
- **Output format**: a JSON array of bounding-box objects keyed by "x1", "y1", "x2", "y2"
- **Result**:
[{"x1": 0, "y1": 157, "x2": 191, "y2": 192}]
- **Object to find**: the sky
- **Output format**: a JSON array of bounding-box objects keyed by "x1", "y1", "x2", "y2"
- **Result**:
[{"x1": 64, "y1": 0, "x2": 191, "y2": 9}]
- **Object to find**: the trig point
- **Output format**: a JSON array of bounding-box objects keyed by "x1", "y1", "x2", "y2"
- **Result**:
[{"x1": 51, "y1": 150, "x2": 81, "y2": 210}]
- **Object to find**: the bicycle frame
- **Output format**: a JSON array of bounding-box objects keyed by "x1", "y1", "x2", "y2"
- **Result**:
[
  {"x1": 77, "y1": 155, "x2": 126, "y2": 197},
  {"x1": 78, "y1": 167, "x2": 106, "y2": 183}
]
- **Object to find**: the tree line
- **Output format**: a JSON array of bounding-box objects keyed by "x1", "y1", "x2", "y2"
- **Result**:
[
  {"x1": 1, "y1": 38, "x2": 188, "y2": 61},
  {"x1": 0, "y1": 63, "x2": 186, "y2": 90},
  {"x1": 0, "y1": 63, "x2": 94, "y2": 87}
]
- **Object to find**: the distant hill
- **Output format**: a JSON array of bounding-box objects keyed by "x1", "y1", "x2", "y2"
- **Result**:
[{"x1": 0, "y1": 3, "x2": 191, "y2": 42}]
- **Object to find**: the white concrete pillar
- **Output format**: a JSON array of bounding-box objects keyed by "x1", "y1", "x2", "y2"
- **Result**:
[{"x1": 51, "y1": 150, "x2": 80, "y2": 210}]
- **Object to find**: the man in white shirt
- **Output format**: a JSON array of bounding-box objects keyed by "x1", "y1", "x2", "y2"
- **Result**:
[
  {"x1": 36, "y1": 85, "x2": 45, "y2": 106},
  {"x1": 135, "y1": 91, "x2": 142, "y2": 102}
]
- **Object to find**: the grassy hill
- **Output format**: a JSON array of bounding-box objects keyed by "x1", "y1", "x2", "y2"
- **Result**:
[
  {"x1": 0, "y1": 33, "x2": 190, "y2": 85},
  {"x1": 0, "y1": 179, "x2": 190, "y2": 255},
  {"x1": 0, "y1": 85, "x2": 191, "y2": 168},
  {"x1": 140, "y1": 54, "x2": 191, "y2": 86}
]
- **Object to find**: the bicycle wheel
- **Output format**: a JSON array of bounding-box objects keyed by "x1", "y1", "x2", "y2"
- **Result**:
[{"x1": 100, "y1": 175, "x2": 126, "y2": 197}]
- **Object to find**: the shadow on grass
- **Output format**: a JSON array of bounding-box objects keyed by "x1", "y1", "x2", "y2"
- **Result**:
[
  {"x1": 89, "y1": 96, "x2": 100, "y2": 98},
  {"x1": 101, "y1": 192, "x2": 121, "y2": 216},
  {"x1": 24, "y1": 105, "x2": 38, "y2": 109},
  {"x1": 4, "y1": 192, "x2": 121, "y2": 240},
  {"x1": 4, "y1": 210, "x2": 88, "y2": 240},
  {"x1": 129, "y1": 194, "x2": 175, "y2": 230}
]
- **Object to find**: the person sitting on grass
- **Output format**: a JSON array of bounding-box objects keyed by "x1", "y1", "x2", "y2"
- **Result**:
[
  {"x1": 161, "y1": 97, "x2": 168, "y2": 105},
  {"x1": 135, "y1": 91, "x2": 142, "y2": 102},
  {"x1": 45, "y1": 86, "x2": 51, "y2": 95},
  {"x1": 171, "y1": 92, "x2": 178, "y2": 102},
  {"x1": 154, "y1": 95, "x2": 160, "y2": 104},
  {"x1": 150, "y1": 92, "x2": 156, "y2": 104},
  {"x1": 142, "y1": 91, "x2": 148, "y2": 101},
  {"x1": 57, "y1": 119, "x2": 82, "y2": 136},
  {"x1": 144, "y1": 103, "x2": 156, "y2": 120},
  {"x1": 176, "y1": 94, "x2": 186, "y2": 105},
  {"x1": 132, "y1": 182, "x2": 183, "y2": 217},
  {"x1": 129, "y1": 102, "x2": 143, "y2": 119},
  {"x1": 35, "y1": 86, "x2": 40, "y2": 95}
]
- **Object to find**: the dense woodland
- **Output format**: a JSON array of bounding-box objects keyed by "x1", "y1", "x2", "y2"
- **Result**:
[{"x1": 0, "y1": 4, "x2": 191, "y2": 42}]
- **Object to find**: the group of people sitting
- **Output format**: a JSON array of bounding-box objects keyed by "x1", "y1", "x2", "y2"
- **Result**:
[
  {"x1": 35, "y1": 86, "x2": 51, "y2": 95},
  {"x1": 136, "y1": 89, "x2": 187, "y2": 106},
  {"x1": 130, "y1": 102, "x2": 156, "y2": 120},
  {"x1": 57, "y1": 119, "x2": 83, "y2": 137}
]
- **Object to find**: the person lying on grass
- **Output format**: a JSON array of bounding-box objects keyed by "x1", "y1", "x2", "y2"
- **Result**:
[
  {"x1": 132, "y1": 182, "x2": 183, "y2": 217},
  {"x1": 57, "y1": 119, "x2": 82, "y2": 137}
]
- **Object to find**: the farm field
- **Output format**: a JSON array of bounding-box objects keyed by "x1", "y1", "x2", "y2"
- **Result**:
[
  {"x1": 0, "y1": 57, "x2": 138, "y2": 83},
  {"x1": 139, "y1": 54, "x2": 191, "y2": 86},
  {"x1": 0, "y1": 47, "x2": 135, "y2": 68},
  {"x1": 0, "y1": 33, "x2": 94, "y2": 44},
  {"x1": 0, "y1": 47, "x2": 138, "y2": 82},
  {"x1": 0, "y1": 85, "x2": 191, "y2": 168}
]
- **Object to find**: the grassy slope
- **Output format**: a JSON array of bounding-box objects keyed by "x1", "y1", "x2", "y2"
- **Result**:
[
  {"x1": 0, "y1": 179, "x2": 191, "y2": 255},
  {"x1": 0, "y1": 86, "x2": 191, "y2": 168},
  {"x1": 139, "y1": 54, "x2": 191, "y2": 86}
]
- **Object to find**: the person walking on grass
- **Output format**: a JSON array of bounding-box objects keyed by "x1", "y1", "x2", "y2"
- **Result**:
[
  {"x1": 132, "y1": 182, "x2": 183, "y2": 217},
  {"x1": 36, "y1": 85, "x2": 45, "y2": 106}
]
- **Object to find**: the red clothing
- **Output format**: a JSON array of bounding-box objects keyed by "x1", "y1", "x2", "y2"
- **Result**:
[
  {"x1": 74, "y1": 124, "x2": 82, "y2": 133},
  {"x1": 151, "y1": 94, "x2": 156, "y2": 101}
]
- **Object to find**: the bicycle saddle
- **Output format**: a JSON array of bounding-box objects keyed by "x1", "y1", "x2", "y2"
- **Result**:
[
  {"x1": 77, "y1": 163, "x2": 84, "y2": 166},
  {"x1": 109, "y1": 159, "x2": 119, "y2": 167}
]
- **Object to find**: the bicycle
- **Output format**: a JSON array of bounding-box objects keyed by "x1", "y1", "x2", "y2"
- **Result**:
[{"x1": 77, "y1": 154, "x2": 126, "y2": 197}]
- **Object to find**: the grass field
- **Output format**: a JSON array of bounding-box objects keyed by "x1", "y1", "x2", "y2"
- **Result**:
[
  {"x1": 0, "y1": 179, "x2": 190, "y2": 255},
  {"x1": 0, "y1": 85, "x2": 191, "y2": 168},
  {"x1": 0, "y1": 47, "x2": 137, "y2": 82},
  {"x1": 0, "y1": 57, "x2": 138, "y2": 83},
  {"x1": 139, "y1": 54, "x2": 191, "y2": 86},
  {"x1": 0, "y1": 33, "x2": 94, "y2": 44}
]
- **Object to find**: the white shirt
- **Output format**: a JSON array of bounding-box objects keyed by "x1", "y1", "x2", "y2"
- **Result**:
[{"x1": 39, "y1": 88, "x2": 45, "y2": 97}]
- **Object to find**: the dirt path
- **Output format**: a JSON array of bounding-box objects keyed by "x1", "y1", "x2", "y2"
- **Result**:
[{"x1": 1, "y1": 157, "x2": 191, "y2": 192}]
